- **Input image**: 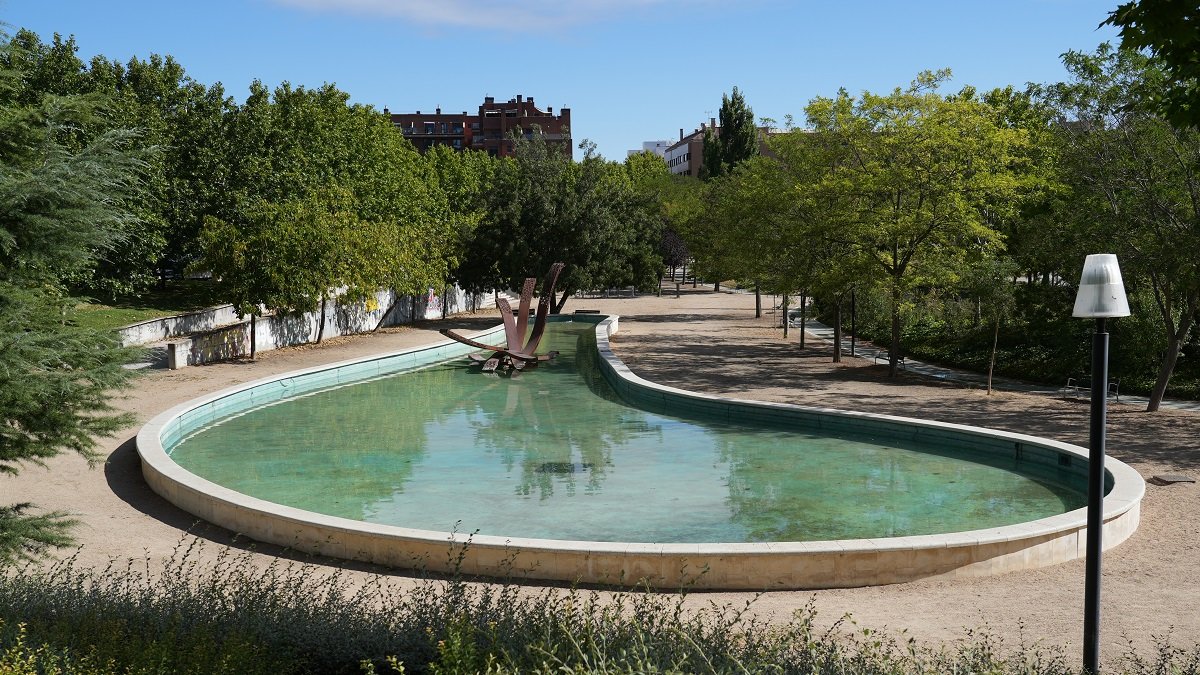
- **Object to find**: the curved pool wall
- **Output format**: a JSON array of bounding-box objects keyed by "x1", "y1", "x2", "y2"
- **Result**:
[{"x1": 137, "y1": 315, "x2": 1144, "y2": 590}]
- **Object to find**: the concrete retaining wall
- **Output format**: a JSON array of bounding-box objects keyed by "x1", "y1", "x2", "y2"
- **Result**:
[
  {"x1": 121, "y1": 285, "x2": 497, "y2": 369},
  {"x1": 118, "y1": 304, "x2": 242, "y2": 346}
]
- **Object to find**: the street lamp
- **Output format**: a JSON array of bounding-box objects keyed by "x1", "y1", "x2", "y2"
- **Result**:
[{"x1": 1072, "y1": 253, "x2": 1130, "y2": 674}]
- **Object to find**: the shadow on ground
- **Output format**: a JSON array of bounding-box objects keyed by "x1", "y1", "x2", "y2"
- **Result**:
[{"x1": 612, "y1": 331, "x2": 1200, "y2": 472}]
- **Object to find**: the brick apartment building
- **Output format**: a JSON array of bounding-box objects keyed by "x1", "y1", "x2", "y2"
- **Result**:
[
  {"x1": 664, "y1": 121, "x2": 713, "y2": 178},
  {"x1": 387, "y1": 94, "x2": 571, "y2": 158},
  {"x1": 665, "y1": 119, "x2": 776, "y2": 178}
]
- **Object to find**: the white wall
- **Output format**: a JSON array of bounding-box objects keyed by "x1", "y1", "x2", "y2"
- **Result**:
[{"x1": 138, "y1": 285, "x2": 501, "y2": 368}]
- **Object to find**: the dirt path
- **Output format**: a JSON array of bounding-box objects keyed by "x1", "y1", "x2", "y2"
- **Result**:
[{"x1": 4, "y1": 288, "x2": 1197, "y2": 663}]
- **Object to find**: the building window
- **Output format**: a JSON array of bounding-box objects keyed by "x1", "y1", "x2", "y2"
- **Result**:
[{"x1": 424, "y1": 122, "x2": 435, "y2": 134}]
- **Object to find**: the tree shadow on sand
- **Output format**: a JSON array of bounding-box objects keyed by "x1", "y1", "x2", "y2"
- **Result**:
[{"x1": 611, "y1": 334, "x2": 1200, "y2": 472}]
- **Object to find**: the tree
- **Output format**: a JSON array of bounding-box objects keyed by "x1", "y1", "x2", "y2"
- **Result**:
[
  {"x1": 1045, "y1": 45, "x2": 1200, "y2": 410},
  {"x1": 1103, "y1": 0, "x2": 1200, "y2": 128},
  {"x1": 457, "y1": 134, "x2": 663, "y2": 312},
  {"x1": 701, "y1": 86, "x2": 758, "y2": 180},
  {"x1": 0, "y1": 32, "x2": 144, "y2": 563},
  {"x1": 424, "y1": 144, "x2": 494, "y2": 272},
  {"x1": 1, "y1": 30, "x2": 234, "y2": 297},
  {"x1": 806, "y1": 72, "x2": 1031, "y2": 376},
  {"x1": 198, "y1": 82, "x2": 455, "y2": 354}
]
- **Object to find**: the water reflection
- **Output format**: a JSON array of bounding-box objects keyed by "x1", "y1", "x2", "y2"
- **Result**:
[
  {"x1": 170, "y1": 322, "x2": 1086, "y2": 542},
  {"x1": 465, "y1": 327, "x2": 658, "y2": 500}
]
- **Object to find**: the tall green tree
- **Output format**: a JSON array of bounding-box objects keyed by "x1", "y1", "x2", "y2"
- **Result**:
[
  {"x1": 702, "y1": 86, "x2": 759, "y2": 180},
  {"x1": 0, "y1": 31, "x2": 144, "y2": 563},
  {"x1": 1045, "y1": 44, "x2": 1200, "y2": 410},
  {"x1": 198, "y1": 82, "x2": 454, "y2": 356},
  {"x1": 1, "y1": 29, "x2": 232, "y2": 297},
  {"x1": 424, "y1": 144, "x2": 495, "y2": 298},
  {"x1": 807, "y1": 72, "x2": 1031, "y2": 376},
  {"x1": 457, "y1": 134, "x2": 662, "y2": 311}
]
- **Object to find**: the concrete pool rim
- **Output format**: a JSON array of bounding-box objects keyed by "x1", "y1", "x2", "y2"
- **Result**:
[{"x1": 136, "y1": 314, "x2": 1145, "y2": 590}]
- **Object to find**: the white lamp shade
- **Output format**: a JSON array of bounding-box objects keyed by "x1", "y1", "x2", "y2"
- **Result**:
[{"x1": 1072, "y1": 253, "x2": 1131, "y2": 318}]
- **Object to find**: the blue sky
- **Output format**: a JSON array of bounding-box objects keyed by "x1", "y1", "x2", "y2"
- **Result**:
[{"x1": 3, "y1": 0, "x2": 1120, "y2": 160}]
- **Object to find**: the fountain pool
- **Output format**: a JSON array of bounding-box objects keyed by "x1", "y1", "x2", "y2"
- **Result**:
[{"x1": 137, "y1": 316, "x2": 1143, "y2": 589}]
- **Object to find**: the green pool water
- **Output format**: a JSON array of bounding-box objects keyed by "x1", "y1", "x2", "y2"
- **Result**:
[{"x1": 168, "y1": 321, "x2": 1086, "y2": 543}]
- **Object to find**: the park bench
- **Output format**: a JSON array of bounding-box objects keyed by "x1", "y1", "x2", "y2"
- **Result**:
[
  {"x1": 603, "y1": 287, "x2": 637, "y2": 298},
  {"x1": 873, "y1": 350, "x2": 906, "y2": 369},
  {"x1": 1060, "y1": 377, "x2": 1121, "y2": 402}
]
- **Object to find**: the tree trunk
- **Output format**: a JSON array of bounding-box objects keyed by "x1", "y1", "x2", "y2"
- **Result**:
[
  {"x1": 832, "y1": 298, "x2": 842, "y2": 363},
  {"x1": 799, "y1": 289, "x2": 807, "y2": 348},
  {"x1": 850, "y1": 289, "x2": 857, "y2": 357},
  {"x1": 316, "y1": 296, "x2": 328, "y2": 344},
  {"x1": 442, "y1": 284, "x2": 449, "y2": 320},
  {"x1": 782, "y1": 295, "x2": 789, "y2": 338},
  {"x1": 553, "y1": 288, "x2": 570, "y2": 314},
  {"x1": 1148, "y1": 311, "x2": 1195, "y2": 411},
  {"x1": 987, "y1": 315, "x2": 1000, "y2": 396},
  {"x1": 889, "y1": 282, "x2": 901, "y2": 377},
  {"x1": 410, "y1": 295, "x2": 417, "y2": 323},
  {"x1": 249, "y1": 313, "x2": 257, "y2": 360},
  {"x1": 754, "y1": 284, "x2": 761, "y2": 318}
]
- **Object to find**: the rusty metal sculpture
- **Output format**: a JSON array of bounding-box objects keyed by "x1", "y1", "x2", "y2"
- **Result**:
[{"x1": 440, "y1": 262, "x2": 565, "y2": 376}]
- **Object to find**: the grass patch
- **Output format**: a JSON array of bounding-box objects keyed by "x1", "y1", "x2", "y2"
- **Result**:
[
  {"x1": 68, "y1": 280, "x2": 222, "y2": 332},
  {"x1": 2, "y1": 540, "x2": 1199, "y2": 674}
]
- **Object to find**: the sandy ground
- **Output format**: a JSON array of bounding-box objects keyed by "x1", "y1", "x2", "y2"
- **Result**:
[{"x1": 3, "y1": 287, "x2": 1198, "y2": 663}]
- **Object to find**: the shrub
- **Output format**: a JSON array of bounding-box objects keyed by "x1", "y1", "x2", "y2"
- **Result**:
[{"x1": 2, "y1": 540, "x2": 1199, "y2": 674}]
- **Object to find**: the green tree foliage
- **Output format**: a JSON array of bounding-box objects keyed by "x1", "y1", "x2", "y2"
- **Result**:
[
  {"x1": 702, "y1": 86, "x2": 759, "y2": 180},
  {"x1": 686, "y1": 86, "x2": 768, "y2": 291},
  {"x1": 733, "y1": 126, "x2": 870, "y2": 347},
  {"x1": 624, "y1": 150, "x2": 686, "y2": 282},
  {"x1": 1045, "y1": 44, "x2": 1200, "y2": 410},
  {"x1": 658, "y1": 175, "x2": 706, "y2": 283},
  {"x1": 805, "y1": 71, "x2": 1032, "y2": 375},
  {"x1": 97, "y1": 53, "x2": 231, "y2": 285},
  {"x1": 197, "y1": 82, "x2": 455, "y2": 354},
  {"x1": 457, "y1": 134, "x2": 663, "y2": 312},
  {"x1": 0, "y1": 30, "x2": 234, "y2": 297},
  {"x1": 0, "y1": 31, "x2": 143, "y2": 564},
  {"x1": 1103, "y1": 0, "x2": 1200, "y2": 128},
  {"x1": 424, "y1": 144, "x2": 495, "y2": 276}
]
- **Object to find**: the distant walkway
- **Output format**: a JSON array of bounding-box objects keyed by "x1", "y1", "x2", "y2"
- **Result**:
[{"x1": 801, "y1": 319, "x2": 1200, "y2": 413}]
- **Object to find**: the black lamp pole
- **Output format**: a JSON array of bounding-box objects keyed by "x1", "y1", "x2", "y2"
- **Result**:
[
  {"x1": 1083, "y1": 316, "x2": 1108, "y2": 674},
  {"x1": 1074, "y1": 253, "x2": 1127, "y2": 674}
]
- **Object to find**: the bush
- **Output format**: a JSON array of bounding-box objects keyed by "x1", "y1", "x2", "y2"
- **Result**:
[
  {"x1": 817, "y1": 284, "x2": 1200, "y2": 400},
  {"x1": 2, "y1": 540, "x2": 1199, "y2": 674}
]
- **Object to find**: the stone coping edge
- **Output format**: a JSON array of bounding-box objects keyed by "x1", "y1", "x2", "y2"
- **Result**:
[{"x1": 136, "y1": 314, "x2": 1145, "y2": 590}]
